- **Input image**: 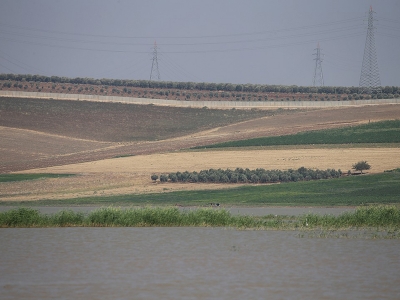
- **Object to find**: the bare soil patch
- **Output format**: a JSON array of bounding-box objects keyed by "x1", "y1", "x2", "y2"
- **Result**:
[{"x1": 0, "y1": 126, "x2": 115, "y2": 172}]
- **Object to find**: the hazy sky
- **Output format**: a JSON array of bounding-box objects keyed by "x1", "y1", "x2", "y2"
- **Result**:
[{"x1": 0, "y1": 0, "x2": 399, "y2": 87}]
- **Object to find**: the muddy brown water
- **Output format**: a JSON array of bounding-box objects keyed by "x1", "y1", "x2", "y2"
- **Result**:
[{"x1": 1, "y1": 227, "x2": 399, "y2": 299}]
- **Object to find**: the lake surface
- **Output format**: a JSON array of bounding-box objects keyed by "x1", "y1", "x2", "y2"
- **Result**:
[{"x1": 1, "y1": 227, "x2": 399, "y2": 299}]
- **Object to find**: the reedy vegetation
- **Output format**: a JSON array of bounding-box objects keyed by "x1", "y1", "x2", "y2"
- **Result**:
[
  {"x1": 1, "y1": 206, "x2": 399, "y2": 230},
  {"x1": 301, "y1": 205, "x2": 400, "y2": 228},
  {"x1": 0, "y1": 207, "x2": 259, "y2": 228}
]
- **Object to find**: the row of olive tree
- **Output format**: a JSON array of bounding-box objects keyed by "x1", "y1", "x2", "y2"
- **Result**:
[
  {"x1": 1, "y1": 73, "x2": 398, "y2": 95},
  {"x1": 151, "y1": 167, "x2": 342, "y2": 184}
]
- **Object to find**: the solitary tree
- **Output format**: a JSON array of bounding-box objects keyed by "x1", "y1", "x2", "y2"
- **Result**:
[{"x1": 352, "y1": 161, "x2": 371, "y2": 174}]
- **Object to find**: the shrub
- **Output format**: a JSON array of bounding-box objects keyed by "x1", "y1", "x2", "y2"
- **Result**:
[
  {"x1": 249, "y1": 174, "x2": 259, "y2": 183},
  {"x1": 168, "y1": 173, "x2": 178, "y2": 182},
  {"x1": 189, "y1": 173, "x2": 199, "y2": 183},
  {"x1": 159, "y1": 174, "x2": 168, "y2": 182},
  {"x1": 230, "y1": 174, "x2": 238, "y2": 183},
  {"x1": 238, "y1": 174, "x2": 248, "y2": 182}
]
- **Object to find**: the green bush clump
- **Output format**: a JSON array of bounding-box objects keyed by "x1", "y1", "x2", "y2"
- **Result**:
[{"x1": 153, "y1": 167, "x2": 342, "y2": 184}]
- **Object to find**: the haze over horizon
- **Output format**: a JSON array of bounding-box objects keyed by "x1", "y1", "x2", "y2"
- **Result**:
[{"x1": 0, "y1": 0, "x2": 399, "y2": 87}]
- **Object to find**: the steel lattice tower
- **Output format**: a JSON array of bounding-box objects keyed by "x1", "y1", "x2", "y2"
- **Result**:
[
  {"x1": 150, "y1": 41, "x2": 160, "y2": 81},
  {"x1": 359, "y1": 6, "x2": 381, "y2": 94},
  {"x1": 312, "y1": 43, "x2": 324, "y2": 87}
]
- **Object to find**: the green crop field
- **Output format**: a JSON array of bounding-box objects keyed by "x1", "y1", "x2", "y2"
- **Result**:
[
  {"x1": 0, "y1": 173, "x2": 74, "y2": 183},
  {"x1": 194, "y1": 120, "x2": 400, "y2": 148},
  {"x1": 3, "y1": 170, "x2": 399, "y2": 207}
]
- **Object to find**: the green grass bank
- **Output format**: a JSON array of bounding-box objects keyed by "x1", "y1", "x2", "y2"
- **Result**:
[{"x1": 1, "y1": 206, "x2": 399, "y2": 232}]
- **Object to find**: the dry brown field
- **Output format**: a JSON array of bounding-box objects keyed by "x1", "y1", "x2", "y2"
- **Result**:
[{"x1": 1, "y1": 96, "x2": 399, "y2": 202}]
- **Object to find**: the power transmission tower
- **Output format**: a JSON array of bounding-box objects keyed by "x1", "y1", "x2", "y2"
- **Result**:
[
  {"x1": 359, "y1": 6, "x2": 381, "y2": 94},
  {"x1": 150, "y1": 41, "x2": 160, "y2": 81},
  {"x1": 312, "y1": 43, "x2": 324, "y2": 87}
]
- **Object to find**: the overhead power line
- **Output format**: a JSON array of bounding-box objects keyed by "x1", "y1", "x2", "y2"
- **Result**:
[
  {"x1": 0, "y1": 49, "x2": 47, "y2": 74},
  {"x1": 0, "y1": 17, "x2": 364, "y2": 40},
  {"x1": 0, "y1": 24, "x2": 365, "y2": 47},
  {"x1": 0, "y1": 31, "x2": 365, "y2": 54}
]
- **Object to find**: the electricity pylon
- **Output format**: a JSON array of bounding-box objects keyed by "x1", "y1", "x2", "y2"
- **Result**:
[
  {"x1": 312, "y1": 43, "x2": 324, "y2": 87},
  {"x1": 150, "y1": 41, "x2": 160, "y2": 81},
  {"x1": 359, "y1": 6, "x2": 381, "y2": 94}
]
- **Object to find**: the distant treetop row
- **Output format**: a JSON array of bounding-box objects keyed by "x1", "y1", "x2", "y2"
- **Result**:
[{"x1": 1, "y1": 73, "x2": 399, "y2": 95}]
